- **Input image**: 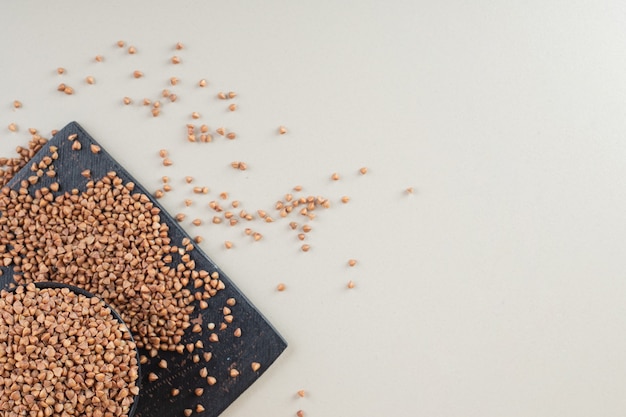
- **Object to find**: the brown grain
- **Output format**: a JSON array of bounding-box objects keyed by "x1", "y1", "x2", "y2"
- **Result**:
[{"x1": 0, "y1": 284, "x2": 139, "y2": 416}]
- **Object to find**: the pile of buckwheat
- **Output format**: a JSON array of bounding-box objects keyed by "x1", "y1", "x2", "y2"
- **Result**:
[
  {"x1": 0, "y1": 283, "x2": 139, "y2": 416},
  {"x1": 0, "y1": 161, "x2": 224, "y2": 355}
]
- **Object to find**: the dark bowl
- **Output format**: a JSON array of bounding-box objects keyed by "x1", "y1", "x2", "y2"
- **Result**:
[{"x1": 4, "y1": 281, "x2": 141, "y2": 417}]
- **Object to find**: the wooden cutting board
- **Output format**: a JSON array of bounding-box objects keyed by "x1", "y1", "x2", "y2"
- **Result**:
[{"x1": 0, "y1": 121, "x2": 287, "y2": 417}]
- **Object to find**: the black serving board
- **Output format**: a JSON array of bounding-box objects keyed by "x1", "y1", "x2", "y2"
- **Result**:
[{"x1": 0, "y1": 122, "x2": 287, "y2": 417}]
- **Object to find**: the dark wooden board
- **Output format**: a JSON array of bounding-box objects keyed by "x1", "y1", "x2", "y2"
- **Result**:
[{"x1": 0, "y1": 122, "x2": 287, "y2": 417}]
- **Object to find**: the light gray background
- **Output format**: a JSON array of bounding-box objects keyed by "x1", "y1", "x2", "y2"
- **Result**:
[{"x1": 2, "y1": 1, "x2": 626, "y2": 416}]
